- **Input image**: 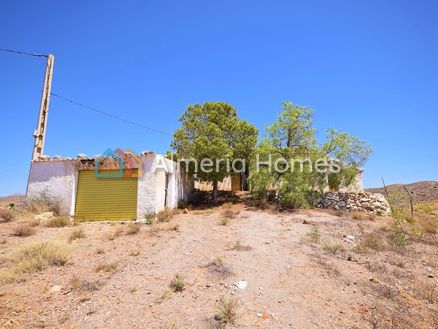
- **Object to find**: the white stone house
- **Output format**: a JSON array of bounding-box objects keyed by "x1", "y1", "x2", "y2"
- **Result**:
[{"x1": 26, "y1": 152, "x2": 193, "y2": 221}]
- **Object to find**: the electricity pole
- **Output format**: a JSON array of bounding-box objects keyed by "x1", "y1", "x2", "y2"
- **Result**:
[{"x1": 32, "y1": 54, "x2": 54, "y2": 160}]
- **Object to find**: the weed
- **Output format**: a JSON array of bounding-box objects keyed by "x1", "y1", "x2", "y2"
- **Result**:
[
  {"x1": 371, "y1": 282, "x2": 398, "y2": 299},
  {"x1": 68, "y1": 228, "x2": 85, "y2": 243},
  {"x1": 218, "y1": 217, "x2": 230, "y2": 226},
  {"x1": 330, "y1": 209, "x2": 345, "y2": 217},
  {"x1": 44, "y1": 216, "x2": 69, "y2": 228},
  {"x1": 229, "y1": 240, "x2": 252, "y2": 251},
  {"x1": 12, "y1": 224, "x2": 35, "y2": 237},
  {"x1": 420, "y1": 220, "x2": 437, "y2": 234},
  {"x1": 322, "y1": 242, "x2": 343, "y2": 255},
  {"x1": 94, "y1": 261, "x2": 118, "y2": 273},
  {"x1": 307, "y1": 226, "x2": 320, "y2": 243},
  {"x1": 125, "y1": 222, "x2": 140, "y2": 235},
  {"x1": 0, "y1": 208, "x2": 14, "y2": 222},
  {"x1": 157, "y1": 209, "x2": 174, "y2": 223},
  {"x1": 214, "y1": 296, "x2": 237, "y2": 327},
  {"x1": 169, "y1": 274, "x2": 185, "y2": 292}
]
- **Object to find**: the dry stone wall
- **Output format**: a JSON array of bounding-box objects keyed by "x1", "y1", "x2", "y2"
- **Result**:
[{"x1": 316, "y1": 192, "x2": 390, "y2": 215}]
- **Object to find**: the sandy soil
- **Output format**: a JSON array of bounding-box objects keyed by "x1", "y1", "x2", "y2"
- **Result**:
[{"x1": 0, "y1": 205, "x2": 437, "y2": 329}]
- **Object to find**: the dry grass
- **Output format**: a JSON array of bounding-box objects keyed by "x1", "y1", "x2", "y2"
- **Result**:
[
  {"x1": 94, "y1": 261, "x2": 119, "y2": 273},
  {"x1": 357, "y1": 233, "x2": 386, "y2": 252},
  {"x1": 322, "y1": 242, "x2": 343, "y2": 255},
  {"x1": 12, "y1": 224, "x2": 35, "y2": 237},
  {"x1": 70, "y1": 274, "x2": 101, "y2": 292},
  {"x1": 155, "y1": 288, "x2": 172, "y2": 304},
  {"x1": 68, "y1": 228, "x2": 85, "y2": 243},
  {"x1": 0, "y1": 241, "x2": 69, "y2": 283},
  {"x1": 129, "y1": 247, "x2": 142, "y2": 256},
  {"x1": 222, "y1": 208, "x2": 238, "y2": 219},
  {"x1": 214, "y1": 296, "x2": 238, "y2": 327},
  {"x1": 169, "y1": 274, "x2": 186, "y2": 292},
  {"x1": 218, "y1": 217, "x2": 230, "y2": 226},
  {"x1": 351, "y1": 211, "x2": 368, "y2": 220},
  {"x1": 157, "y1": 209, "x2": 174, "y2": 223},
  {"x1": 44, "y1": 216, "x2": 69, "y2": 228},
  {"x1": 104, "y1": 226, "x2": 124, "y2": 241},
  {"x1": 125, "y1": 222, "x2": 141, "y2": 235},
  {"x1": 0, "y1": 208, "x2": 14, "y2": 222},
  {"x1": 306, "y1": 226, "x2": 320, "y2": 243},
  {"x1": 413, "y1": 280, "x2": 437, "y2": 304},
  {"x1": 206, "y1": 256, "x2": 232, "y2": 277}
]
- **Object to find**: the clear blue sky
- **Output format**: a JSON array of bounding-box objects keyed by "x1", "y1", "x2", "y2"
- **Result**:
[{"x1": 1, "y1": 0, "x2": 437, "y2": 196}]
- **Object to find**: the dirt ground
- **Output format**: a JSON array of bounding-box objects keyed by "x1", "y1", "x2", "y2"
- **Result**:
[{"x1": 0, "y1": 203, "x2": 437, "y2": 329}]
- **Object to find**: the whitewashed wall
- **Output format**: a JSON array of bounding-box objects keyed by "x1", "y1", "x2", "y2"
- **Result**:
[{"x1": 26, "y1": 160, "x2": 77, "y2": 215}]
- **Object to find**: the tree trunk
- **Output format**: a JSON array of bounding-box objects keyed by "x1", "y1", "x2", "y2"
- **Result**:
[{"x1": 212, "y1": 180, "x2": 218, "y2": 201}]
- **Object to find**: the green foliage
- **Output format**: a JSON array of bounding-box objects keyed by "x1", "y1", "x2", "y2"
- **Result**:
[
  {"x1": 249, "y1": 102, "x2": 372, "y2": 207},
  {"x1": 171, "y1": 102, "x2": 258, "y2": 197}
]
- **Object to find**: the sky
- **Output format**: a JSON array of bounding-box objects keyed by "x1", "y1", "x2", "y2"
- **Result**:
[{"x1": 1, "y1": 0, "x2": 437, "y2": 196}]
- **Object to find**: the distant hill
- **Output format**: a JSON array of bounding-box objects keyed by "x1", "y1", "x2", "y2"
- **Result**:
[
  {"x1": 0, "y1": 194, "x2": 24, "y2": 206},
  {"x1": 366, "y1": 181, "x2": 438, "y2": 203}
]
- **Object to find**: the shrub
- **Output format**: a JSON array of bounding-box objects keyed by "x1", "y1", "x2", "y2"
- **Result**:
[
  {"x1": 157, "y1": 209, "x2": 174, "y2": 223},
  {"x1": 125, "y1": 222, "x2": 140, "y2": 235},
  {"x1": 12, "y1": 224, "x2": 35, "y2": 237},
  {"x1": 0, "y1": 208, "x2": 14, "y2": 222},
  {"x1": 169, "y1": 274, "x2": 185, "y2": 292},
  {"x1": 68, "y1": 228, "x2": 85, "y2": 243},
  {"x1": 214, "y1": 296, "x2": 237, "y2": 327},
  {"x1": 44, "y1": 216, "x2": 69, "y2": 228}
]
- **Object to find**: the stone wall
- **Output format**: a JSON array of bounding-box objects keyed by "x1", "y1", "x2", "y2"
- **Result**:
[{"x1": 316, "y1": 192, "x2": 390, "y2": 214}]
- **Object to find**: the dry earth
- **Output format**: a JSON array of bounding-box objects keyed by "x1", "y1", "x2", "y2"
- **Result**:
[{"x1": 0, "y1": 204, "x2": 437, "y2": 329}]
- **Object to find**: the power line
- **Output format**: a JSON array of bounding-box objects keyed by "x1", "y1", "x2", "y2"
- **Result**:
[
  {"x1": 51, "y1": 92, "x2": 172, "y2": 136},
  {"x1": 0, "y1": 48, "x2": 48, "y2": 58}
]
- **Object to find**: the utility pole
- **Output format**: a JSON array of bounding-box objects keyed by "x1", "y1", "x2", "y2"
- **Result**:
[{"x1": 32, "y1": 54, "x2": 54, "y2": 160}]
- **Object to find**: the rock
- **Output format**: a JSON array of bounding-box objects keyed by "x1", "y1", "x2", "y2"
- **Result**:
[
  {"x1": 182, "y1": 208, "x2": 189, "y2": 214},
  {"x1": 234, "y1": 281, "x2": 248, "y2": 290},
  {"x1": 50, "y1": 285, "x2": 63, "y2": 293},
  {"x1": 369, "y1": 278, "x2": 380, "y2": 284},
  {"x1": 344, "y1": 235, "x2": 355, "y2": 243}
]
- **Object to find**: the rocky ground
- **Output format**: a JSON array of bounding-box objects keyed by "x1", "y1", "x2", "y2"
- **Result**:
[{"x1": 0, "y1": 202, "x2": 437, "y2": 329}]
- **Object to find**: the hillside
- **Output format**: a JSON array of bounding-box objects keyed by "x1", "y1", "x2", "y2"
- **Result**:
[{"x1": 366, "y1": 181, "x2": 438, "y2": 203}]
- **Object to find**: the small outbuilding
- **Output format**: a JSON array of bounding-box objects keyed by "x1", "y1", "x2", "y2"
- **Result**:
[{"x1": 26, "y1": 151, "x2": 193, "y2": 221}]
